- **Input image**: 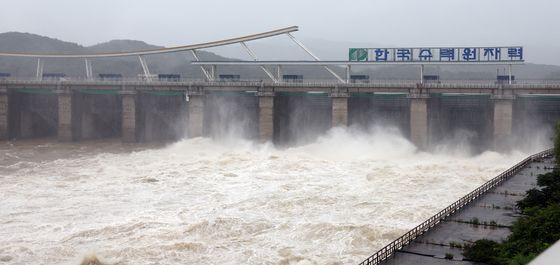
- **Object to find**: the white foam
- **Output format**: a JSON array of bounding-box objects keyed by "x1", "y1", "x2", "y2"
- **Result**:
[{"x1": 0, "y1": 127, "x2": 538, "y2": 264}]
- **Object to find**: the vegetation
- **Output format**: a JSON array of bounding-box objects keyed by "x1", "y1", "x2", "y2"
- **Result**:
[
  {"x1": 449, "y1": 241, "x2": 464, "y2": 249},
  {"x1": 444, "y1": 253, "x2": 454, "y2": 260},
  {"x1": 463, "y1": 239, "x2": 501, "y2": 263},
  {"x1": 470, "y1": 217, "x2": 480, "y2": 226},
  {"x1": 555, "y1": 122, "x2": 560, "y2": 168},
  {"x1": 516, "y1": 171, "x2": 560, "y2": 210},
  {"x1": 463, "y1": 162, "x2": 560, "y2": 264}
]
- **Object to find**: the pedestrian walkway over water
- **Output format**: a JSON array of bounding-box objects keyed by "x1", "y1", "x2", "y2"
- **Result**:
[{"x1": 359, "y1": 149, "x2": 554, "y2": 265}]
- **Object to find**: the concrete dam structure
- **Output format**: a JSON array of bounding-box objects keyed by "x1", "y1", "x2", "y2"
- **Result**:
[
  {"x1": 1, "y1": 26, "x2": 559, "y2": 150},
  {"x1": 1, "y1": 81, "x2": 560, "y2": 151}
]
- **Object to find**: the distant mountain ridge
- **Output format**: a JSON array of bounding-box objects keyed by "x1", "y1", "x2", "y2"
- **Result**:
[
  {"x1": 0, "y1": 32, "x2": 86, "y2": 54},
  {"x1": 0, "y1": 32, "x2": 559, "y2": 80},
  {"x1": 88, "y1": 39, "x2": 158, "y2": 53}
]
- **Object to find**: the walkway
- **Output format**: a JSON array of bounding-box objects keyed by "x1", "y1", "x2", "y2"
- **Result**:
[{"x1": 380, "y1": 154, "x2": 554, "y2": 264}]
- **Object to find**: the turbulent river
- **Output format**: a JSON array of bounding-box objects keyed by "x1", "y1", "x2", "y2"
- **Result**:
[{"x1": 0, "y1": 127, "x2": 548, "y2": 265}]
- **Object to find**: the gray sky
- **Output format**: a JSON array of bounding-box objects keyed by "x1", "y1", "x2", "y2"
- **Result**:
[{"x1": 1, "y1": 0, "x2": 559, "y2": 64}]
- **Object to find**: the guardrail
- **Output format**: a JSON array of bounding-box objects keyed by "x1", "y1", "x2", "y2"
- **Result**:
[
  {"x1": 1, "y1": 78, "x2": 560, "y2": 87},
  {"x1": 358, "y1": 149, "x2": 554, "y2": 265},
  {"x1": 422, "y1": 81, "x2": 560, "y2": 90}
]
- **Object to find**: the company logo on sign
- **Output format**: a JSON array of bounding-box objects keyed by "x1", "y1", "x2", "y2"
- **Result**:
[{"x1": 348, "y1": 47, "x2": 523, "y2": 63}]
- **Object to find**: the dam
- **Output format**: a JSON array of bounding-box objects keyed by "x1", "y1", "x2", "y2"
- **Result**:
[
  {"x1": 1, "y1": 80, "x2": 560, "y2": 152},
  {"x1": 1, "y1": 26, "x2": 559, "y2": 150}
]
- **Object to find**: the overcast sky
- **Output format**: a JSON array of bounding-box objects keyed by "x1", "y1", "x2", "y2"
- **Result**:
[{"x1": 1, "y1": 0, "x2": 559, "y2": 63}]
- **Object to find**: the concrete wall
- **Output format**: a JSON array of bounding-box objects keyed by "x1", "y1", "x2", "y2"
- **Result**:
[
  {"x1": 513, "y1": 96, "x2": 560, "y2": 147},
  {"x1": 6, "y1": 92, "x2": 58, "y2": 139},
  {"x1": 139, "y1": 93, "x2": 186, "y2": 142},
  {"x1": 79, "y1": 93, "x2": 122, "y2": 140},
  {"x1": 203, "y1": 92, "x2": 258, "y2": 140},
  {"x1": 273, "y1": 93, "x2": 331, "y2": 146},
  {"x1": 428, "y1": 94, "x2": 493, "y2": 152},
  {"x1": 348, "y1": 93, "x2": 410, "y2": 135}
]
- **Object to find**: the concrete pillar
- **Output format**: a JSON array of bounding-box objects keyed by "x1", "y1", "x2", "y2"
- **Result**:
[
  {"x1": 57, "y1": 90, "x2": 74, "y2": 141},
  {"x1": 258, "y1": 92, "x2": 274, "y2": 142},
  {"x1": 0, "y1": 88, "x2": 9, "y2": 140},
  {"x1": 187, "y1": 94, "x2": 204, "y2": 138},
  {"x1": 410, "y1": 97, "x2": 429, "y2": 150},
  {"x1": 493, "y1": 98, "x2": 513, "y2": 150},
  {"x1": 121, "y1": 91, "x2": 138, "y2": 142},
  {"x1": 331, "y1": 95, "x2": 348, "y2": 127}
]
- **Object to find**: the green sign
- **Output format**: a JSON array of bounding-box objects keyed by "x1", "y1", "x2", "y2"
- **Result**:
[{"x1": 349, "y1": 48, "x2": 368, "y2": 61}]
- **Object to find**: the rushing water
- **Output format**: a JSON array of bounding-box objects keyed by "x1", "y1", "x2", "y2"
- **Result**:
[{"x1": 0, "y1": 127, "x2": 546, "y2": 265}]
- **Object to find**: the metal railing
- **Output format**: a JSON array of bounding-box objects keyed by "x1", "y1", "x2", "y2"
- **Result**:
[
  {"x1": 422, "y1": 80, "x2": 560, "y2": 89},
  {"x1": 1, "y1": 77, "x2": 560, "y2": 88},
  {"x1": 358, "y1": 148, "x2": 554, "y2": 265}
]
